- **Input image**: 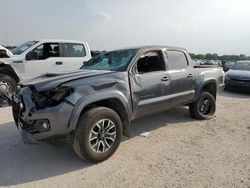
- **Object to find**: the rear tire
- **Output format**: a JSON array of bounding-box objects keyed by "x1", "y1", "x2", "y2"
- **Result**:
[
  {"x1": 189, "y1": 91, "x2": 216, "y2": 120},
  {"x1": 0, "y1": 74, "x2": 17, "y2": 107},
  {"x1": 73, "y1": 107, "x2": 122, "y2": 163}
]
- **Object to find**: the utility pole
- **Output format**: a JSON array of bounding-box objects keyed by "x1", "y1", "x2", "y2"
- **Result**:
[{"x1": 5, "y1": 31, "x2": 8, "y2": 46}]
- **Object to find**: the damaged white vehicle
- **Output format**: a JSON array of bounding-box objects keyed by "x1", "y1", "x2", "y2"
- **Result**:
[{"x1": 0, "y1": 39, "x2": 91, "y2": 106}]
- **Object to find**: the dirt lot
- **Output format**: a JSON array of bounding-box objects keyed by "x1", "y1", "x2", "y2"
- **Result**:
[{"x1": 0, "y1": 91, "x2": 250, "y2": 188}]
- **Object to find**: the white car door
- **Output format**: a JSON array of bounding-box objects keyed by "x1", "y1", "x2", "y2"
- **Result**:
[
  {"x1": 24, "y1": 43, "x2": 63, "y2": 78},
  {"x1": 60, "y1": 43, "x2": 91, "y2": 71}
]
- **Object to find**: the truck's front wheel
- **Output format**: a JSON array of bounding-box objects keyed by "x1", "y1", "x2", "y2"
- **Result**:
[
  {"x1": 0, "y1": 74, "x2": 17, "y2": 107},
  {"x1": 189, "y1": 91, "x2": 216, "y2": 120},
  {"x1": 74, "y1": 107, "x2": 122, "y2": 163}
]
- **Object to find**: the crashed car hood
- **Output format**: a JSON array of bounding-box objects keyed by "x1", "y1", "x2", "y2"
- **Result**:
[
  {"x1": 20, "y1": 70, "x2": 114, "y2": 92},
  {"x1": 226, "y1": 70, "x2": 250, "y2": 79}
]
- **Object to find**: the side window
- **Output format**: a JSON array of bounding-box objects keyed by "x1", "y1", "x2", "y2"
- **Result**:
[
  {"x1": 166, "y1": 50, "x2": 188, "y2": 70},
  {"x1": 136, "y1": 51, "x2": 165, "y2": 74},
  {"x1": 64, "y1": 43, "x2": 86, "y2": 57},
  {"x1": 26, "y1": 43, "x2": 60, "y2": 60}
]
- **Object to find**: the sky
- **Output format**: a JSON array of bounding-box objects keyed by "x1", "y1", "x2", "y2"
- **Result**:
[{"x1": 0, "y1": 0, "x2": 250, "y2": 55}]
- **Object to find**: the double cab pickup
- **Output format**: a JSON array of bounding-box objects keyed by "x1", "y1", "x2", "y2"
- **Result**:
[{"x1": 12, "y1": 46, "x2": 224, "y2": 162}]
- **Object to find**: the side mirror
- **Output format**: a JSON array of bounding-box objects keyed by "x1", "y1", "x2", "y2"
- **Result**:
[{"x1": 26, "y1": 51, "x2": 38, "y2": 60}]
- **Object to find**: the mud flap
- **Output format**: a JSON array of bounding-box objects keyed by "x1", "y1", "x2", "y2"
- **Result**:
[{"x1": 123, "y1": 121, "x2": 131, "y2": 137}]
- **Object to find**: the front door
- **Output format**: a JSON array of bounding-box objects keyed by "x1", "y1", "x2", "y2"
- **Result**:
[
  {"x1": 24, "y1": 43, "x2": 63, "y2": 78},
  {"x1": 130, "y1": 50, "x2": 171, "y2": 118}
]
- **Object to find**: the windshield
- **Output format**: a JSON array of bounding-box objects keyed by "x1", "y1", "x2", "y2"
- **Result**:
[
  {"x1": 11, "y1": 41, "x2": 38, "y2": 55},
  {"x1": 226, "y1": 61, "x2": 235, "y2": 66},
  {"x1": 231, "y1": 62, "x2": 250, "y2": 71},
  {"x1": 81, "y1": 49, "x2": 138, "y2": 71}
]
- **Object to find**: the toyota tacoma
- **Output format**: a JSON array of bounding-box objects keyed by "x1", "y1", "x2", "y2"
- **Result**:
[{"x1": 11, "y1": 46, "x2": 224, "y2": 163}]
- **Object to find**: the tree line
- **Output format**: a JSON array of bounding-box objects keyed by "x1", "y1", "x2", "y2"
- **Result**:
[{"x1": 189, "y1": 53, "x2": 250, "y2": 61}]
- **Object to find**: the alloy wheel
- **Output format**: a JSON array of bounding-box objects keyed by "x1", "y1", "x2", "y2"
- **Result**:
[
  {"x1": 89, "y1": 119, "x2": 117, "y2": 153},
  {"x1": 199, "y1": 98, "x2": 211, "y2": 115}
]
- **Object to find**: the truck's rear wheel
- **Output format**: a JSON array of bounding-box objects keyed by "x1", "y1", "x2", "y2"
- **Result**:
[
  {"x1": 74, "y1": 107, "x2": 122, "y2": 163},
  {"x1": 189, "y1": 91, "x2": 216, "y2": 120},
  {"x1": 0, "y1": 74, "x2": 17, "y2": 107}
]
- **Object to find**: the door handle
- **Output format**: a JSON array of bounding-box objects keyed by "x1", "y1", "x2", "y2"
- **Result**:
[
  {"x1": 55, "y1": 61, "x2": 63, "y2": 65},
  {"x1": 187, "y1": 74, "x2": 193, "y2": 78},
  {"x1": 161, "y1": 76, "x2": 170, "y2": 81}
]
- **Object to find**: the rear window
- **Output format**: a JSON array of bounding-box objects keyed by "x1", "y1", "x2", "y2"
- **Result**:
[
  {"x1": 166, "y1": 50, "x2": 188, "y2": 70},
  {"x1": 64, "y1": 43, "x2": 86, "y2": 57}
]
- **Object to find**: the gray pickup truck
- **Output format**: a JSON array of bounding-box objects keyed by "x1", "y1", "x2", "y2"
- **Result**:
[{"x1": 11, "y1": 46, "x2": 224, "y2": 163}]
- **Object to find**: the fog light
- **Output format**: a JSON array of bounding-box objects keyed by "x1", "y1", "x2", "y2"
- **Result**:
[
  {"x1": 35, "y1": 120, "x2": 50, "y2": 132},
  {"x1": 42, "y1": 122, "x2": 49, "y2": 129}
]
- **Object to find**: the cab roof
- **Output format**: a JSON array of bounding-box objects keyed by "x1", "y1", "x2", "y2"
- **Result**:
[
  {"x1": 33, "y1": 39, "x2": 88, "y2": 44},
  {"x1": 113, "y1": 45, "x2": 187, "y2": 52}
]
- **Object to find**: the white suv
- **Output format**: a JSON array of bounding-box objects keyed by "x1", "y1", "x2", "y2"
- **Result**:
[{"x1": 0, "y1": 39, "x2": 91, "y2": 106}]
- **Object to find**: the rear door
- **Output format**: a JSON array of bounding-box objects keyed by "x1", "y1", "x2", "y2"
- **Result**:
[
  {"x1": 164, "y1": 49, "x2": 195, "y2": 104},
  {"x1": 60, "y1": 43, "x2": 89, "y2": 71}
]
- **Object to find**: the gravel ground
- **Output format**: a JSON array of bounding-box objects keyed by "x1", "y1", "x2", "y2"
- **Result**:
[{"x1": 0, "y1": 91, "x2": 250, "y2": 188}]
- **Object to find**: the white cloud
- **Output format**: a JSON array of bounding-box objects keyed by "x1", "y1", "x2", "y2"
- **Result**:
[{"x1": 92, "y1": 11, "x2": 112, "y2": 23}]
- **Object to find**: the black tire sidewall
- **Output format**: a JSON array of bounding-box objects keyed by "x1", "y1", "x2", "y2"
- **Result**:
[
  {"x1": 0, "y1": 74, "x2": 17, "y2": 94},
  {"x1": 198, "y1": 92, "x2": 216, "y2": 117},
  {"x1": 0, "y1": 74, "x2": 17, "y2": 107},
  {"x1": 190, "y1": 92, "x2": 216, "y2": 120},
  {"x1": 75, "y1": 107, "x2": 122, "y2": 162}
]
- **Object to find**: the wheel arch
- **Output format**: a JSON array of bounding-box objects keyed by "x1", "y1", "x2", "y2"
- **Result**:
[
  {"x1": 197, "y1": 79, "x2": 217, "y2": 100},
  {"x1": 68, "y1": 95, "x2": 131, "y2": 137},
  {"x1": 0, "y1": 62, "x2": 20, "y2": 82}
]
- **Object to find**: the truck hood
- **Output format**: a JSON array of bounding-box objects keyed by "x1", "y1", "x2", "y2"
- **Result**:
[
  {"x1": 0, "y1": 55, "x2": 24, "y2": 63},
  {"x1": 20, "y1": 70, "x2": 114, "y2": 92}
]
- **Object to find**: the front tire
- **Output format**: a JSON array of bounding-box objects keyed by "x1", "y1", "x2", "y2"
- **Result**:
[
  {"x1": 0, "y1": 74, "x2": 17, "y2": 107},
  {"x1": 73, "y1": 107, "x2": 122, "y2": 163},
  {"x1": 189, "y1": 91, "x2": 216, "y2": 120}
]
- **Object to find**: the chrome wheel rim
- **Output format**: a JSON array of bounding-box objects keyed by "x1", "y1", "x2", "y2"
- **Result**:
[
  {"x1": 89, "y1": 119, "x2": 116, "y2": 153},
  {"x1": 0, "y1": 81, "x2": 11, "y2": 93}
]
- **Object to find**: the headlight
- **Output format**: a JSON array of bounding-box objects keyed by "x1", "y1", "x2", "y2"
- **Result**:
[
  {"x1": 33, "y1": 86, "x2": 72, "y2": 109},
  {"x1": 45, "y1": 86, "x2": 72, "y2": 102}
]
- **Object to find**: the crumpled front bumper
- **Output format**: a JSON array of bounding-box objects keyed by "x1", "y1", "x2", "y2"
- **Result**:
[{"x1": 17, "y1": 87, "x2": 75, "y2": 144}]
